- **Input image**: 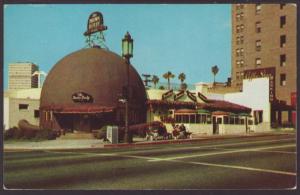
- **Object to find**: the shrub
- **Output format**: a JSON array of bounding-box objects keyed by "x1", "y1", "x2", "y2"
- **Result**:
[
  {"x1": 23, "y1": 128, "x2": 38, "y2": 139},
  {"x1": 34, "y1": 129, "x2": 56, "y2": 141},
  {"x1": 13, "y1": 128, "x2": 24, "y2": 139},
  {"x1": 4, "y1": 127, "x2": 18, "y2": 140}
]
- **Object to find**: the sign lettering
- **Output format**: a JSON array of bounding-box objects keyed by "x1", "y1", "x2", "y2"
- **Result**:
[{"x1": 72, "y1": 92, "x2": 93, "y2": 103}]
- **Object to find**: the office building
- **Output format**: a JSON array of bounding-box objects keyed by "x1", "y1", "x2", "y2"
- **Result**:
[{"x1": 8, "y1": 62, "x2": 39, "y2": 89}]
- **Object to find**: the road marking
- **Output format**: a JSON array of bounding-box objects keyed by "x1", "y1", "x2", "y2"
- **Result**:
[
  {"x1": 43, "y1": 146, "x2": 296, "y2": 177},
  {"x1": 182, "y1": 160, "x2": 296, "y2": 176},
  {"x1": 148, "y1": 144, "x2": 296, "y2": 162},
  {"x1": 116, "y1": 137, "x2": 296, "y2": 155},
  {"x1": 250, "y1": 150, "x2": 296, "y2": 155},
  {"x1": 184, "y1": 138, "x2": 295, "y2": 150}
]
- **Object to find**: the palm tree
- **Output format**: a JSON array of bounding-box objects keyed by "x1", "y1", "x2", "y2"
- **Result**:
[
  {"x1": 181, "y1": 83, "x2": 188, "y2": 91},
  {"x1": 178, "y1": 73, "x2": 186, "y2": 90},
  {"x1": 151, "y1": 75, "x2": 159, "y2": 89},
  {"x1": 163, "y1": 71, "x2": 175, "y2": 90},
  {"x1": 211, "y1": 65, "x2": 219, "y2": 84}
]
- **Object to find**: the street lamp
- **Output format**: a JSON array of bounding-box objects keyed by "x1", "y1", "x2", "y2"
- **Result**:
[{"x1": 122, "y1": 32, "x2": 133, "y2": 143}]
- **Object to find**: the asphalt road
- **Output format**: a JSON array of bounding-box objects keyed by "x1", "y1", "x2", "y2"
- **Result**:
[{"x1": 3, "y1": 133, "x2": 297, "y2": 189}]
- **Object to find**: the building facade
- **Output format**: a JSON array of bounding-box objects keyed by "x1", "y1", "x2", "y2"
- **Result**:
[
  {"x1": 3, "y1": 89, "x2": 41, "y2": 130},
  {"x1": 231, "y1": 3, "x2": 297, "y2": 105},
  {"x1": 146, "y1": 88, "x2": 253, "y2": 135},
  {"x1": 9, "y1": 62, "x2": 39, "y2": 90}
]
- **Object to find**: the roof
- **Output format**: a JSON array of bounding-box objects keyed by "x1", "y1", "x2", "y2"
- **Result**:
[
  {"x1": 40, "y1": 48, "x2": 146, "y2": 109},
  {"x1": 147, "y1": 99, "x2": 251, "y2": 113}
]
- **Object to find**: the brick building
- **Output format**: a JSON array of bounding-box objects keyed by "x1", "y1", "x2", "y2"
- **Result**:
[{"x1": 231, "y1": 3, "x2": 296, "y2": 105}]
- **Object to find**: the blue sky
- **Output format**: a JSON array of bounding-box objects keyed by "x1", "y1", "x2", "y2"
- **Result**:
[{"x1": 4, "y1": 4, "x2": 231, "y2": 89}]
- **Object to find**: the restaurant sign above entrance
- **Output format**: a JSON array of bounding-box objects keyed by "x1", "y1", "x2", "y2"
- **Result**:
[
  {"x1": 72, "y1": 92, "x2": 94, "y2": 103},
  {"x1": 244, "y1": 67, "x2": 276, "y2": 102}
]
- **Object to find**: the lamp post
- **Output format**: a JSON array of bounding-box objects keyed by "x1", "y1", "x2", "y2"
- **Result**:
[{"x1": 122, "y1": 32, "x2": 133, "y2": 143}]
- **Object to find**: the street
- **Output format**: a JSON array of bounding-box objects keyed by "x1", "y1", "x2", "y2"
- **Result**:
[{"x1": 3, "y1": 133, "x2": 296, "y2": 189}]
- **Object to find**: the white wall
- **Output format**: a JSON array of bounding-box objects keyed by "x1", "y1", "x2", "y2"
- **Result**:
[
  {"x1": 183, "y1": 124, "x2": 213, "y2": 135},
  {"x1": 224, "y1": 78, "x2": 271, "y2": 123}
]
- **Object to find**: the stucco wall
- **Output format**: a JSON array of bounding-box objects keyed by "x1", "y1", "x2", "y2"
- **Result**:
[
  {"x1": 224, "y1": 78, "x2": 271, "y2": 123},
  {"x1": 219, "y1": 124, "x2": 247, "y2": 134},
  {"x1": 9, "y1": 98, "x2": 40, "y2": 128},
  {"x1": 183, "y1": 124, "x2": 213, "y2": 135}
]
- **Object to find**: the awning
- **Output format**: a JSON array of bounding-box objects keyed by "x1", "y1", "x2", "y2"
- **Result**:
[
  {"x1": 41, "y1": 105, "x2": 115, "y2": 114},
  {"x1": 175, "y1": 109, "x2": 197, "y2": 114},
  {"x1": 197, "y1": 109, "x2": 211, "y2": 114},
  {"x1": 239, "y1": 112, "x2": 252, "y2": 117},
  {"x1": 212, "y1": 111, "x2": 231, "y2": 116}
]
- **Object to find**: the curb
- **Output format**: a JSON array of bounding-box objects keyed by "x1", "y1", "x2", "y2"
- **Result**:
[{"x1": 103, "y1": 133, "x2": 293, "y2": 148}]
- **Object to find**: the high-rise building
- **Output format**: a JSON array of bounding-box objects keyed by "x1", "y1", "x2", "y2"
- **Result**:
[
  {"x1": 231, "y1": 3, "x2": 296, "y2": 105},
  {"x1": 8, "y1": 62, "x2": 39, "y2": 90}
]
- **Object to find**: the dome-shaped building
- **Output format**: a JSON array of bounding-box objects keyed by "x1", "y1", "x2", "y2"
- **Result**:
[{"x1": 40, "y1": 47, "x2": 147, "y2": 132}]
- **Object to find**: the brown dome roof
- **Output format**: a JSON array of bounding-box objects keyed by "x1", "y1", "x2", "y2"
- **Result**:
[{"x1": 40, "y1": 48, "x2": 146, "y2": 109}]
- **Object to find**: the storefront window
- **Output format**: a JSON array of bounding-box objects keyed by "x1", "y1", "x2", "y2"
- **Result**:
[
  {"x1": 224, "y1": 116, "x2": 229, "y2": 124},
  {"x1": 230, "y1": 117, "x2": 234, "y2": 124},
  {"x1": 182, "y1": 115, "x2": 189, "y2": 123},
  {"x1": 196, "y1": 115, "x2": 201, "y2": 123},
  {"x1": 234, "y1": 117, "x2": 240, "y2": 124},
  {"x1": 207, "y1": 115, "x2": 211, "y2": 124},
  {"x1": 175, "y1": 115, "x2": 181, "y2": 123},
  {"x1": 190, "y1": 115, "x2": 196, "y2": 123},
  {"x1": 240, "y1": 118, "x2": 245, "y2": 125},
  {"x1": 202, "y1": 115, "x2": 207, "y2": 123}
]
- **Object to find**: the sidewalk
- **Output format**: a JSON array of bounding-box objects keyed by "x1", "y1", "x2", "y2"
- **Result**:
[
  {"x1": 4, "y1": 131, "x2": 294, "y2": 151},
  {"x1": 4, "y1": 139, "x2": 104, "y2": 151}
]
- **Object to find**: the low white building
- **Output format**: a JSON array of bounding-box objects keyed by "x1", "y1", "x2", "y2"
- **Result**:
[
  {"x1": 3, "y1": 88, "x2": 41, "y2": 130},
  {"x1": 195, "y1": 77, "x2": 286, "y2": 132}
]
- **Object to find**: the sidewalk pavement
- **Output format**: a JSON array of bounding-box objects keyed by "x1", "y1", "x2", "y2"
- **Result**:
[
  {"x1": 4, "y1": 139, "x2": 105, "y2": 151},
  {"x1": 3, "y1": 131, "x2": 295, "y2": 151}
]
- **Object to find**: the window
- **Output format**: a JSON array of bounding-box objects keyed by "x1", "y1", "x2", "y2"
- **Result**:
[
  {"x1": 190, "y1": 115, "x2": 195, "y2": 123},
  {"x1": 280, "y1": 35, "x2": 286, "y2": 47},
  {"x1": 236, "y1": 13, "x2": 241, "y2": 21},
  {"x1": 280, "y1": 54, "x2": 286, "y2": 66},
  {"x1": 240, "y1": 36, "x2": 244, "y2": 44},
  {"x1": 240, "y1": 119, "x2": 245, "y2": 125},
  {"x1": 254, "y1": 110, "x2": 263, "y2": 124},
  {"x1": 280, "y1": 74, "x2": 286, "y2": 86},
  {"x1": 240, "y1": 48, "x2": 244, "y2": 56},
  {"x1": 236, "y1": 72, "x2": 240, "y2": 80},
  {"x1": 280, "y1": 16, "x2": 286, "y2": 28},
  {"x1": 236, "y1": 36, "x2": 240, "y2": 44},
  {"x1": 256, "y1": 4, "x2": 262, "y2": 14},
  {"x1": 255, "y1": 22, "x2": 261, "y2": 33},
  {"x1": 229, "y1": 117, "x2": 235, "y2": 124},
  {"x1": 240, "y1": 24, "x2": 244, "y2": 32},
  {"x1": 236, "y1": 25, "x2": 240, "y2": 33},
  {"x1": 34, "y1": 110, "x2": 40, "y2": 118},
  {"x1": 240, "y1": 12, "x2": 244, "y2": 20},
  {"x1": 256, "y1": 40, "x2": 262, "y2": 51},
  {"x1": 236, "y1": 60, "x2": 240, "y2": 67},
  {"x1": 224, "y1": 116, "x2": 229, "y2": 124},
  {"x1": 240, "y1": 60, "x2": 244, "y2": 67},
  {"x1": 236, "y1": 49, "x2": 240, "y2": 57},
  {"x1": 256, "y1": 58, "x2": 262, "y2": 66},
  {"x1": 19, "y1": 104, "x2": 29, "y2": 110}
]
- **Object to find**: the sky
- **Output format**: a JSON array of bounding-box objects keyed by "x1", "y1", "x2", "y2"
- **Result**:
[{"x1": 3, "y1": 4, "x2": 232, "y2": 89}]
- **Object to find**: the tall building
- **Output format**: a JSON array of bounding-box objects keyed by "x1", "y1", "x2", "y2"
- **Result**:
[
  {"x1": 8, "y1": 62, "x2": 39, "y2": 90},
  {"x1": 231, "y1": 3, "x2": 297, "y2": 105}
]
